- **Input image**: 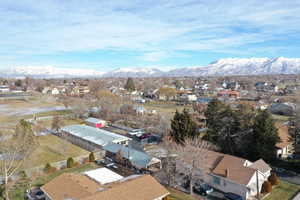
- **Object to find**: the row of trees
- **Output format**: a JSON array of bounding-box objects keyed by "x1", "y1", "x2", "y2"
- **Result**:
[
  {"x1": 169, "y1": 99, "x2": 280, "y2": 162},
  {"x1": 204, "y1": 99, "x2": 280, "y2": 162}
]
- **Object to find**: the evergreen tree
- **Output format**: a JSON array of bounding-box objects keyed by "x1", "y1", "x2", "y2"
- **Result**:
[
  {"x1": 89, "y1": 152, "x2": 95, "y2": 162},
  {"x1": 247, "y1": 110, "x2": 280, "y2": 161},
  {"x1": 204, "y1": 98, "x2": 227, "y2": 143},
  {"x1": 288, "y1": 109, "x2": 300, "y2": 151},
  {"x1": 124, "y1": 78, "x2": 135, "y2": 92},
  {"x1": 67, "y1": 157, "x2": 74, "y2": 168},
  {"x1": 170, "y1": 109, "x2": 198, "y2": 145}
]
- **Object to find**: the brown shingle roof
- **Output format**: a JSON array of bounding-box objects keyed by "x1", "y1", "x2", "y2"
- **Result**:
[
  {"x1": 182, "y1": 148, "x2": 224, "y2": 173},
  {"x1": 83, "y1": 175, "x2": 169, "y2": 200},
  {"x1": 41, "y1": 173, "x2": 169, "y2": 200},
  {"x1": 212, "y1": 155, "x2": 256, "y2": 185},
  {"x1": 249, "y1": 159, "x2": 271, "y2": 174},
  {"x1": 41, "y1": 173, "x2": 101, "y2": 200}
]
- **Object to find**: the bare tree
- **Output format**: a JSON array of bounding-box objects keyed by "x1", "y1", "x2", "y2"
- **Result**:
[
  {"x1": 174, "y1": 137, "x2": 211, "y2": 195},
  {"x1": 0, "y1": 120, "x2": 37, "y2": 200},
  {"x1": 51, "y1": 115, "x2": 64, "y2": 132}
]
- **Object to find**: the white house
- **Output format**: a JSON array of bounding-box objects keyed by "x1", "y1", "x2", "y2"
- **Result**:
[
  {"x1": 183, "y1": 150, "x2": 271, "y2": 200},
  {"x1": 0, "y1": 85, "x2": 10, "y2": 93},
  {"x1": 206, "y1": 155, "x2": 271, "y2": 200},
  {"x1": 51, "y1": 88, "x2": 60, "y2": 95}
]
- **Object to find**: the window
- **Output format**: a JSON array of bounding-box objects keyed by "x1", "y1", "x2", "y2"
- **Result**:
[{"x1": 213, "y1": 176, "x2": 221, "y2": 185}]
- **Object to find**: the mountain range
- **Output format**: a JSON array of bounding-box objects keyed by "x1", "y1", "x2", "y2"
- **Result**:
[{"x1": 2, "y1": 57, "x2": 300, "y2": 78}]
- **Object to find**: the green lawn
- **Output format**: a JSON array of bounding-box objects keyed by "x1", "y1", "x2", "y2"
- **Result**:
[
  {"x1": 25, "y1": 134, "x2": 88, "y2": 168},
  {"x1": 167, "y1": 188, "x2": 198, "y2": 200},
  {"x1": 5, "y1": 163, "x2": 99, "y2": 200},
  {"x1": 264, "y1": 181, "x2": 300, "y2": 200}
]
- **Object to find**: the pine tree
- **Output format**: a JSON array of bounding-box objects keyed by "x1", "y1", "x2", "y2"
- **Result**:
[
  {"x1": 204, "y1": 98, "x2": 227, "y2": 143},
  {"x1": 124, "y1": 78, "x2": 135, "y2": 92},
  {"x1": 67, "y1": 157, "x2": 74, "y2": 168},
  {"x1": 170, "y1": 109, "x2": 197, "y2": 145},
  {"x1": 288, "y1": 109, "x2": 300, "y2": 151},
  {"x1": 89, "y1": 152, "x2": 95, "y2": 162},
  {"x1": 248, "y1": 110, "x2": 280, "y2": 161}
]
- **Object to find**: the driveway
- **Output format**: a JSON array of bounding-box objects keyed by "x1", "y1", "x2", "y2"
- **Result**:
[{"x1": 276, "y1": 171, "x2": 300, "y2": 185}]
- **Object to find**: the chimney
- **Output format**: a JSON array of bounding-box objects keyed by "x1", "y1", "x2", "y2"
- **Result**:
[{"x1": 225, "y1": 169, "x2": 229, "y2": 178}]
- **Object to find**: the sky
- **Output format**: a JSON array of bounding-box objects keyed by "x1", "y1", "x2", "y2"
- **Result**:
[{"x1": 1, "y1": 0, "x2": 300, "y2": 72}]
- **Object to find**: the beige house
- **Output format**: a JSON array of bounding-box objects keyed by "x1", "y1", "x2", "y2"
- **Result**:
[{"x1": 41, "y1": 173, "x2": 170, "y2": 200}]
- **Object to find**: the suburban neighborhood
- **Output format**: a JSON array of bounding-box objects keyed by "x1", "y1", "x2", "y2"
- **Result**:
[{"x1": 2, "y1": 1, "x2": 300, "y2": 200}]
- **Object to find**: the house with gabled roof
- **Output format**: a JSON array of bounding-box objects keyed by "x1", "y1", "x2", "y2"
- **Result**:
[
  {"x1": 41, "y1": 170, "x2": 169, "y2": 200},
  {"x1": 182, "y1": 149, "x2": 271, "y2": 200}
]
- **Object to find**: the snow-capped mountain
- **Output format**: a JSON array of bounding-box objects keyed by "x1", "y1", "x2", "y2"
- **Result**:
[
  {"x1": 166, "y1": 57, "x2": 300, "y2": 77},
  {"x1": 1, "y1": 66, "x2": 104, "y2": 78},
  {"x1": 102, "y1": 67, "x2": 163, "y2": 78},
  {"x1": 2, "y1": 57, "x2": 300, "y2": 78}
]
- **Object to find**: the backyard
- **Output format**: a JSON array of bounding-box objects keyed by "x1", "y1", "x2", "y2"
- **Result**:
[
  {"x1": 5, "y1": 163, "x2": 99, "y2": 200},
  {"x1": 264, "y1": 181, "x2": 300, "y2": 200}
]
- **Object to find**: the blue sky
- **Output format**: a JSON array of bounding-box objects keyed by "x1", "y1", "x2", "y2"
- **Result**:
[{"x1": 1, "y1": 0, "x2": 300, "y2": 72}]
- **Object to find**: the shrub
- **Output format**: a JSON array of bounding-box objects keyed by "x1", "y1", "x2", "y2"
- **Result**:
[
  {"x1": 44, "y1": 163, "x2": 52, "y2": 173},
  {"x1": 74, "y1": 162, "x2": 80, "y2": 167},
  {"x1": 67, "y1": 157, "x2": 74, "y2": 168},
  {"x1": 268, "y1": 172, "x2": 280, "y2": 185},
  {"x1": 44, "y1": 163, "x2": 57, "y2": 174},
  {"x1": 89, "y1": 152, "x2": 95, "y2": 162},
  {"x1": 261, "y1": 181, "x2": 272, "y2": 194}
]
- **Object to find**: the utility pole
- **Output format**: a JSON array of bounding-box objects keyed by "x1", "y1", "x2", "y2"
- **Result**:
[{"x1": 256, "y1": 170, "x2": 260, "y2": 200}]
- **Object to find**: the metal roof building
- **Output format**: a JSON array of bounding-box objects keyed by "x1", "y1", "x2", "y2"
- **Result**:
[
  {"x1": 60, "y1": 125, "x2": 131, "y2": 151},
  {"x1": 103, "y1": 143, "x2": 160, "y2": 169}
]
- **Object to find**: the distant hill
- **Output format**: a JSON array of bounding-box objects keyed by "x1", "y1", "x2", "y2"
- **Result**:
[{"x1": 2, "y1": 57, "x2": 300, "y2": 78}]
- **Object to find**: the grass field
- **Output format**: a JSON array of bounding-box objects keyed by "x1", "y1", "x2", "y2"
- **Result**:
[
  {"x1": 25, "y1": 134, "x2": 88, "y2": 168},
  {"x1": 264, "y1": 181, "x2": 300, "y2": 200},
  {"x1": 39, "y1": 118, "x2": 84, "y2": 128},
  {"x1": 144, "y1": 101, "x2": 192, "y2": 120}
]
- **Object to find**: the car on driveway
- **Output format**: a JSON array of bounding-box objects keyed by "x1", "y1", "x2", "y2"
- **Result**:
[
  {"x1": 193, "y1": 183, "x2": 213, "y2": 196},
  {"x1": 25, "y1": 188, "x2": 45, "y2": 200},
  {"x1": 224, "y1": 192, "x2": 243, "y2": 200}
]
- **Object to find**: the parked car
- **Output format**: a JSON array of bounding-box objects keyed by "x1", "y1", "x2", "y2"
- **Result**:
[
  {"x1": 224, "y1": 192, "x2": 243, "y2": 200},
  {"x1": 25, "y1": 188, "x2": 45, "y2": 200},
  {"x1": 193, "y1": 183, "x2": 213, "y2": 196}
]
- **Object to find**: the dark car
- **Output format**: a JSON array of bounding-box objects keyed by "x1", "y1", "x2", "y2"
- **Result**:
[
  {"x1": 25, "y1": 188, "x2": 45, "y2": 200},
  {"x1": 193, "y1": 183, "x2": 213, "y2": 196},
  {"x1": 224, "y1": 192, "x2": 243, "y2": 200}
]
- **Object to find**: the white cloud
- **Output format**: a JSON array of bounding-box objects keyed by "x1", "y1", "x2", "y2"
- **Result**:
[{"x1": 0, "y1": 0, "x2": 300, "y2": 68}]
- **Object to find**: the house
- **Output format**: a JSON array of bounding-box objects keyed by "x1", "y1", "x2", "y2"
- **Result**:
[
  {"x1": 60, "y1": 125, "x2": 131, "y2": 151},
  {"x1": 71, "y1": 85, "x2": 90, "y2": 96},
  {"x1": 133, "y1": 105, "x2": 147, "y2": 114},
  {"x1": 0, "y1": 85, "x2": 10, "y2": 93},
  {"x1": 217, "y1": 90, "x2": 241, "y2": 99},
  {"x1": 182, "y1": 150, "x2": 271, "y2": 200},
  {"x1": 103, "y1": 143, "x2": 161, "y2": 171},
  {"x1": 276, "y1": 123, "x2": 293, "y2": 158},
  {"x1": 41, "y1": 170, "x2": 169, "y2": 200},
  {"x1": 51, "y1": 88, "x2": 60, "y2": 95},
  {"x1": 179, "y1": 93, "x2": 197, "y2": 103},
  {"x1": 208, "y1": 155, "x2": 271, "y2": 200},
  {"x1": 85, "y1": 117, "x2": 107, "y2": 128},
  {"x1": 270, "y1": 102, "x2": 295, "y2": 116}
]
